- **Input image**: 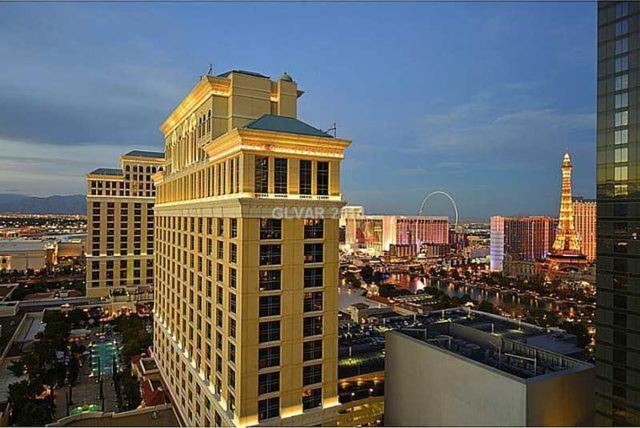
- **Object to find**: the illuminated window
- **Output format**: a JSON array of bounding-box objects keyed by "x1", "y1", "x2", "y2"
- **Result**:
[
  {"x1": 615, "y1": 166, "x2": 628, "y2": 181},
  {"x1": 615, "y1": 129, "x2": 628, "y2": 145},
  {"x1": 615, "y1": 148, "x2": 628, "y2": 163},
  {"x1": 615, "y1": 184, "x2": 628, "y2": 197},
  {"x1": 615, "y1": 111, "x2": 628, "y2": 127}
]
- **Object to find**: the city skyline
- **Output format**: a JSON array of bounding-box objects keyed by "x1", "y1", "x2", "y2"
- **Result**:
[{"x1": 0, "y1": 2, "x2": 596, "y2": 219}]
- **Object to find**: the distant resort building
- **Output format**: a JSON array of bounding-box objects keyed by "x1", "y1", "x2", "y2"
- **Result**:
[
  {"x1": 85, "y1": 150, "x2": 164, "y2": 298},
  {"x1": 341, "y1": 206, "x2": 449, "y2": 254}
]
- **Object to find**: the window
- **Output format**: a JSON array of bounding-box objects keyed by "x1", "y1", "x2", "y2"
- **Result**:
[
  {"x1": 303, "y1": 292, "x2": 323, "y2": 312},
  {"x1": 231, "y1": 218, "x2": 238, "y2": 238},
  {"x1": 229, "y1": 342, "x2": 236, "y2": 363},
  {"x1": 258, "y1": 397, "x2": 279, "y2": 421},
  {"x1": 260, "y1": 245, "x2": 281, "y2": 266},
  {"x1": 229, "y1": 368, "x2": 236, "y2": 389},
  {"x1": 217, "y1": 263, "x2": 223, "y2": 282},
  {"x1": 615, "y1": 184, "x2": 628, "y2": 196},
  {"x1": 613, "y1": 349, "x2": 626, "y2": 364},
  {"x1": 304, "y1": 268, "x2": 323, "y2": 288},
  {"x1": 615, "y1": 56, "x2": 628, "y2": 73},
  {"x1": 228, "y1": 393, "x2": 236, "y2": 413},
  {"x1": 303, "y1": 340, "x2": 322, "y2": 361},
  {"x1": 615, "y1": 92, "x2": 628, "y2": 108},
  {"x1": 615, "y1": 147, "x2": 628, "y2": 163},
  {"x1": 255, "y1": 156, "x2": 269, "y2": 193},
  {"x1": 304, "y1": 219, "x2": 323, "y2": 239},
  {"x1": 616, "y1": 2, "x2": 629, "y2": 18},
  {"x1": 230, "y1": 243, "x2": 237, "y2": 263},
  {"x1": 259, "y1": 270, "x2": 281, "y2": 291},
  {"x1": 615, "y1": 38, "x2": 629, "y2": 55},
  {"x1": 615, "y1": 74, "x2": 628, "y2": 91},
  {"x1": 614, "y1": 313, "x2": 627, "y2": 328},
  {"x1": 615, "y1": 166, "x2": 628, "y2": 181},
  {"x1": 303, "y1": 364, "x2": 322, "y2": 386},
  {"x1": 303, "y1": 316, "x2": 323, "y2": 337},
  {"x1": 259, "y1": 321, "x2": 280, "y2": 343},
  {"x1": 259, "y1": 346, "x2": 280, "y2": 369},
  {"x1": 230, "y1": 267, "x2": 237, "y2": 289},
  {"x1": 258, "y1": 372, "x2": 280, "y2": 395},
  {"x1": 303, "y1": 388, "x2": 322, "y2": 410},
  {"x1": 300, "y1": 160, "x2": 312, "y2": 195},
  {"x1": 229, "y1": 317, "x2": 236, "y2": 338},
  {"x1": 614, "y1": 294, "x2": 628, "y2": 309},
  {"x1": 217, "y1": 241, "x2": 225, "y2": 261},
  {"x1": 613, "y1": 275, "x2": 628, "y2": 290},
  {"x1": 274, "y1": 158, "x2": 288, "y2": 194},
  {"x1": 217, "y1": 285, "x2": 224, "y2": 305},
  {"x1": 615, "y1": 129, "x2": 628, "y2": 145},
  {"x1": 614, "y1": 258, "x2": 627, "y2": 272},
  {"x1": 317, "y1": 161, "x2": 329, "y2": 195},
  {"x1": 615, "y1": 19, "x2": 629, "y2": 37},
  {"x1": 229, "y1": 293, "x2": 237, "y2": 313},
  {"x1": 615, "y1": 111, "x2": 628, "y2": 127},
  {"x1": 304, "y1": 243, "x2": 323, "y2": 263},
  {"x1": 613, "y1": 367, "x2": 627, "y2": 383},
  {"x1": 217, "y1": 218, "x2": 224, "y2": 237},
  {"x1": 259, "y1": 296, "x2": 281, "y2": 317},
  {"x1": 260, "y1": 219, "x2": 282, "y2": 240}
]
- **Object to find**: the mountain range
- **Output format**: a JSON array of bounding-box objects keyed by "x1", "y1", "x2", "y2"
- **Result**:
[{"x1": 0, "y1": 194, "x2": 85, "y2": 215}]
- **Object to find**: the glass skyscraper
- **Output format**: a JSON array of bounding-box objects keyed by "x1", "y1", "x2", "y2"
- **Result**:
[{"x1": 597, "y1": 2, "x2": 640, "y2": 425}]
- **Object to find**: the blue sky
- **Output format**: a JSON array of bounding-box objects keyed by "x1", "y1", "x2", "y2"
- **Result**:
[{"x1": 0, "y1": 2, "x2": 596, "y2": 219}]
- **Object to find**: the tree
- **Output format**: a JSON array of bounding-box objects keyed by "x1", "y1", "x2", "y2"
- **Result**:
[
  {"x1": 8, "y1": 360, "x2": 25, "y2": 377},
  {"x1": 477, "y1": 300, "x2": 499, "y2": 315},
  {"x1": 360, "y1": 266, "x2": 374, "y2": 284},
  {"x1": 344, "y1": 272, "x2": 361, "y2": 289},
  {"x1": 12, "y1": 401, "x2": 53, "y2": 426}
]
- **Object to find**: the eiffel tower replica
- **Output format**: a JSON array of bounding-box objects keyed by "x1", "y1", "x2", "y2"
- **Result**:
[{"x1": 545, "y1": 152, "x2": 588, "y2": 279}]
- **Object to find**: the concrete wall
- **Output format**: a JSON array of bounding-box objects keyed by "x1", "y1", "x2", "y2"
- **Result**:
[
  {"x1": 384, "y1": 331, "x2": 527, "y2": 426},
  {"x1": 384, "y1": 331, "x2": 595, "y2": 427},
  {"x1": 526, "y1": 369, "x2": 594, "y2": 426}
]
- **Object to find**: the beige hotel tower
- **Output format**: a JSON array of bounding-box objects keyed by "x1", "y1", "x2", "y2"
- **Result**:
[
  {"x1": 86, "y1": 150, "x2": 165, "y2": 298},
  {"x1": 152, "y1": 70, "x2": 350, "y2": 426}
]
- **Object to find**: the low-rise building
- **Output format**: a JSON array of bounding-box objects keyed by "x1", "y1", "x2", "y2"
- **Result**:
[
  {"x1": 0, "y1": 239, "x2": 54, "y2": 272},
  {"x1": 385, "y1": 313, "x2": 595, "y2": 426}
]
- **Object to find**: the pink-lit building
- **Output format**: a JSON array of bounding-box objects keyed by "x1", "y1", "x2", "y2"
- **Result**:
[
  {"x1": 490, "y1": 216, "x2": 558, "y2": 271},
  {"x1": 573, "y1": 198, "x2": 596, "y2": 262},
  {"x1": 342, "y1": 207, "x2": 449, "y2": 253}
]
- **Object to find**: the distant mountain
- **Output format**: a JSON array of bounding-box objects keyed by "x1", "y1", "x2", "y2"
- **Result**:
[{"x1": 0, "y1": 194, "x2": 85, "y2": 215}]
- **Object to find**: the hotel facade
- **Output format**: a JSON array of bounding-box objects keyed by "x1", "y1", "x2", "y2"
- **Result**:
[
  {"x1": 596, "y1": 2, "x2": 640, "y2": 424},
  {"x1": 152, "y1": 70, "x2": 350, "y2": 427},
  {"x1": 341, "y1": 207, "x2": 449, "y2": 254},
  {"x1": 85, "y1": 150, "x2": 164, "y2": 298},
  {"x1": 489, "y1": 216, "x2": 558, "y2": 272}
]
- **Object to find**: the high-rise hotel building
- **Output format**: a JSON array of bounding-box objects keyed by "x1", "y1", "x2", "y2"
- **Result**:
[
  {"x1": 86, "y1": 150, "x2": 165, "y2": 298},
  {"x1": 597, "y1": 2, "x2": 640, "y2": 425},
  {"x1": 152, "y1": 70, "x2": 350, "y2": 427}
]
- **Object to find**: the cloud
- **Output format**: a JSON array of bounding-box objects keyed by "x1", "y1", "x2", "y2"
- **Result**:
[
  {"x1": 408, "y1": 98, "x2": 595, "y2": 159},
  {"x1": 0, "y1": 138, "x2": 162, "y2": 196}
]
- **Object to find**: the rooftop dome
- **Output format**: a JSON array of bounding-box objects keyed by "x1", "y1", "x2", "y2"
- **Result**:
[{"x1": 279, "y1": 72, "x2": 294, "y2": 82}]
